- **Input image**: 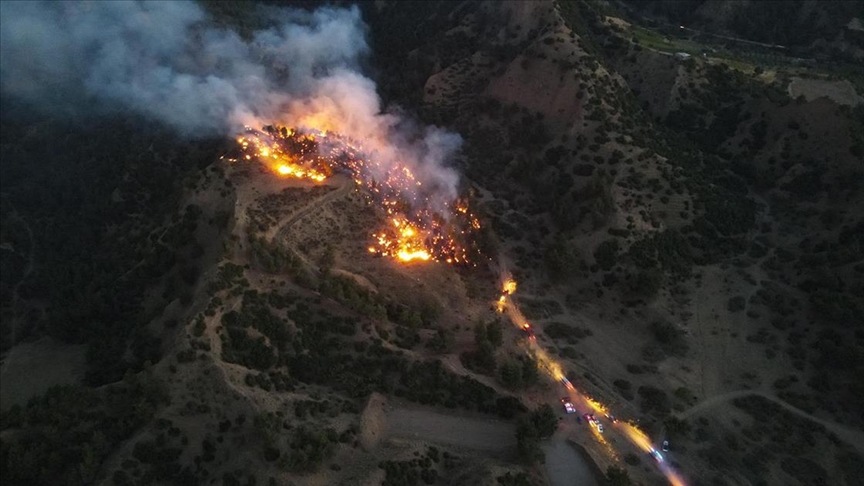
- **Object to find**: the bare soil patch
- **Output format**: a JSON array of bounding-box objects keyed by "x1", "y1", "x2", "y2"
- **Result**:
[
  {"x1": 360, "y1": 392, "x2": 387, "y2": 450},
  {"x1": 383, "y1": 401, "x2": 516, "y2": 454},
  {"x1": 0, "y1": 337, "x2": 86, "y2": 410},
  {"x1": 788, "y1": 77, "x2": 863, "y2": 106}
]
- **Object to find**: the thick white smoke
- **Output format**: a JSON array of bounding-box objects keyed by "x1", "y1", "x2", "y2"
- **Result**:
[{"x1": 0, "y1": 0, "x2": 461, "y2": 201}]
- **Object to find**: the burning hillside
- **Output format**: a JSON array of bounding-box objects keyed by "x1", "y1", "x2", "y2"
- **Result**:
[
  {"x1": 226, "y1": 125, "x2": 482, "y2": 265},
  {"x1": 2, "y1": 1, "x2": 477, "y2": 262}
]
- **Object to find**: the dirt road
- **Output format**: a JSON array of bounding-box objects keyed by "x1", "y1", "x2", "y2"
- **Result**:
[
  {"x1": 678, "y1": 390, "x2": 864, "y2": 455},
  {"x1": 268, "y1": 175, "x2": 353, "y2": 243},
  {"x1": 385, "y1": 405, "x2": 515, "y2": 454},
  {"x1": 501, "y1": 284, "x2": 683, "y2": 485}
]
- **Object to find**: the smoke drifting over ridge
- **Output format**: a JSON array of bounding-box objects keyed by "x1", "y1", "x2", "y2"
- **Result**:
[{"x1": 0, "y1": 1, "x2": 461, "y2": 201}]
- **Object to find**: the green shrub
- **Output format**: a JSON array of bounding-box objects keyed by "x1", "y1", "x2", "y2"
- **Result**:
[
  {"x1": 638, "y1": 386, "x2": 670, "y2": 417},
  {"x1": 594, "y1": 239, "x2": 619, "y2": 270},
  {"x1": 0, "y1": 372, "x2": 168, "y2": 486},
  {"x1": 727, "y1": 296, "x2": 746, "y2": 312},
  {"x1": 649, "y1": 321, "x2": 688, "y2": 357}
]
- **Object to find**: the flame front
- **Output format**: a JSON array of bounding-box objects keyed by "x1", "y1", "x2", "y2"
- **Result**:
[
  {"x1": 233, "y1": 130, "x2": 329, "y2": 182},
  {"x1": 228, "y1": 125, "x2": 480, "y2": 265},
  {"x1": 372, "y1": 217, "x2": 431, "y2": 262}
]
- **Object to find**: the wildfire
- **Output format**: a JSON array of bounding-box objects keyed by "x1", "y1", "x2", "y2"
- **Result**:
[
  {"x1": 373, "y1": 217, "x2": 432, "y2": 262},
  {"x1": 276, "y1": 163, "x2": 327, "y2": 182},
  {"x1": 227, "y1": 125, "x2": 481, "y2": 265},
  {"x1": 495, "y1": 277, "x2": 518, "y2": 312},
  {"x1": 230, "y1": 130, "x2": 330, "y2": 182}
]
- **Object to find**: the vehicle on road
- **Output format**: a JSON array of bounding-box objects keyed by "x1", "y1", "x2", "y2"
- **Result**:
[
  {"x1": 560, "y1": 397, "x2": 576, "y2": 414},
  {"x1": 662, "y1": 440, "x2": 669, "y2": 452},
  {"x1": 584, "y1": 413, "x2": 604, "y2": 433},
  {"x1": 650, "y1": 448, "x2": 664, "y2": 463},
  {"x1": 604, "y1": 413, "x2": 618, "y2": 423},
  {"x1": 560, "y1": 376, "x2": 574, "y2": 390},
  {"x1": 521, "y1": 323, "x2": 536, "y2": 340}
]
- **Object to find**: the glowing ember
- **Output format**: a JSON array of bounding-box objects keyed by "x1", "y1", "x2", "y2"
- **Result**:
[
  {"x1": 398, "y1": 250, "x2": 431, "y2": 262},
  {"x1": 275, "y1": 163, "x2": 327, "y2": 181},
  {"x1": 230, "y1": 128, "x2": 330, "y2": 182},
  {"x1": 495, "y1": 277, "x2": 517, "y2": 312},
  {"x1": 373, "y1": 217, "x2": 433, "y2": 262},
  {"x1": 227, "y1": 125, "x2": 481, "y2": 265}
]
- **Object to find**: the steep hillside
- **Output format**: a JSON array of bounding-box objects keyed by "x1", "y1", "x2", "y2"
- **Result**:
[
  {"x1": 2, "y1": 2, "x2": 862, "y2": 486},
  {"x1": 364, "y1": 1, "x2": 864, "y2": 484},
  {"x1": 618, "y1": 0, "x2": 864, "y2": 49}
]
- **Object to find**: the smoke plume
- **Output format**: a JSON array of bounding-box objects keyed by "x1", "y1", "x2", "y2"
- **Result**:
[{"x1": 0, "y1": 0, "x2": 461, "y2": 201}]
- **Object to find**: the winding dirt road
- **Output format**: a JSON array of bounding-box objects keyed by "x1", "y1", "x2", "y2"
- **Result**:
[
  {"x1": 677, "y1": 390, "x2": 864, "y2": 455},
  {"x1": 267, "y1": 175, "x2": 353, "y2": 243},
  {"x1": 264, "y1": 175, "x2": 353, "y2": 272}
]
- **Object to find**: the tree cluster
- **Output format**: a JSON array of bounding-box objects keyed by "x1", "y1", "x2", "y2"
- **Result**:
[{"x1": 515, "y1": 405, "x2": 558, "y2": 465}]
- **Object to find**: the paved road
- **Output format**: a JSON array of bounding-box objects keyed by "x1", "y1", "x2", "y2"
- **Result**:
[{"x1": 610, "y1": 0, "x2": 788, "y2": 50}]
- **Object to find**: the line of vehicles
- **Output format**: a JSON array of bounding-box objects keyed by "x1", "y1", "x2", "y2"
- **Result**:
[
  {"x1": 559, "y1": 396, "x2": 606, "y2": 433},
  {"x1": 521, "y1": 322, "x2": 536, "y2": 341},
  {"x1": 586, "y1": 413, "x2": 604, "y2": 433},
  {"x1": 557, "y1": 378, "x2": 671, "y2": 461},
  {"x1": 511, "y1": 293, "x2": 680, "y2": 483}
]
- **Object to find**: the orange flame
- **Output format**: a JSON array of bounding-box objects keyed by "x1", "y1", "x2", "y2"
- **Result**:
[
  {"x1": 231, "y1": 125, "x2": 481, "y2": 265},
  {"x1": 233, "y1": 133, "x2": 329, "y2": 183}
]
